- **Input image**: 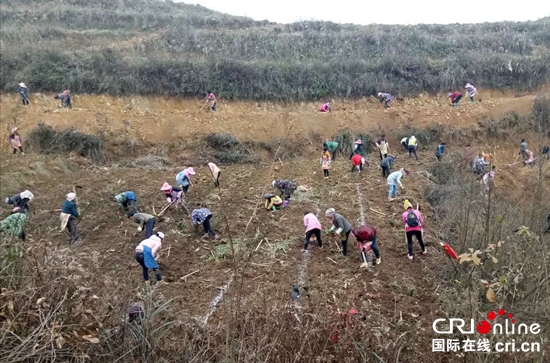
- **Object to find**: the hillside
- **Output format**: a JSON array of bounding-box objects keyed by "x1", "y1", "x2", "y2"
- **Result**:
[
  {"x1": 1, "y1": 92, "x2": 549, "y2": 362},
  {"x1": 1, "y1": 0, "x2": 550, "y2": 99}
]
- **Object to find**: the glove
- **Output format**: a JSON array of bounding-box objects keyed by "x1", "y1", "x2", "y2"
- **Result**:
[
  {"x1": 137, "y1": 227, "x2": 142, "y2": 232},
  {"x1": 166, "y1": 197, "x2": 171, "y2": 203}
]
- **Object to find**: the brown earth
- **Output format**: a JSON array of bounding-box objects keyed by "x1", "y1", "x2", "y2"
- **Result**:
[
  {"x1": 0, "y1": 92, "x2": 549, "y2": 362},
  {"x1": 0, "y1": 91, "x2": 536, "y2": 144}
]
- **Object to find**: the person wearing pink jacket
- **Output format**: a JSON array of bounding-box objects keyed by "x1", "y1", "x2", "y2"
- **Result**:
[
  {"x1": 303, "y1": 211, "x2": 323, "y2": 252},
  {"x1": 319, "y1": 102, "x2": 331, "y2": 112},
  {"x1": 402, "y1": 200, "x2": 426, "y2": 260}
]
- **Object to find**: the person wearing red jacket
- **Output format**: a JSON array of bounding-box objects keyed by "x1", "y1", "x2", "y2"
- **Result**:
[
  {"x1": 448, "y1": 92, "x2": 463, "y2": 107},
  {"x1": 351, "y1": 154, "x2": 368, "y2": 172},
  {"x1": 351, "y1": 224, "x2": 381, "y2": 266}
]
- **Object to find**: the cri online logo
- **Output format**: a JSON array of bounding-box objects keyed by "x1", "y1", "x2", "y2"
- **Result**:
[{"x1": 433, "y1": 309, "x2": 541, "y2": 335}]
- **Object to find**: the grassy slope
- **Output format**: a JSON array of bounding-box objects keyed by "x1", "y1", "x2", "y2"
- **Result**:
[{"x1": 1, "y1": 0, "x2": 549, "y2": 99}]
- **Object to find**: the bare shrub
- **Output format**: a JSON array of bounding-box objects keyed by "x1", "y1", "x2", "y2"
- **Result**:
[
  {"x1": 206, "y1": 133, "x2": 240, "y2": 150},
  {"x1": 477, "y1": 111, "x2": 534, "y2": 139},
  {"x1": 26, "y1": 123, "x2": 103, "y2": 162},
  {"x1": 423, "y1": 153, "x2": 550, "y2": 361},
  {"x1": 532, "y1": 94, "x2": 550, "y2": 135},
  {"x1": 204, "y1": 133, "x2": 255, "y2": 164},
  {"x1": 332, "y1": 129, "x2": 372, "y2": 156},
  {"x1": 122, "y1": 155, "x2": 170, "y2": 169}
]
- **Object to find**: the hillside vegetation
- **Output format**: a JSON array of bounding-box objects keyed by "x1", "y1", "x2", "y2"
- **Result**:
[{"x1": 1, "y1": 0, "x2": 550, "y2": 100}]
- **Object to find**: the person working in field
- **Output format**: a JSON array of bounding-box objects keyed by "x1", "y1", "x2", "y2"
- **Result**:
[
  {"x1": 380, "y1": 155, "x2": 395, "y2": 177},
  {"x1": 448, "y1": 92, "x2": 462, "y2": 106},
  {"x1": 17, "y1": 83, "x2": 29, "y2": 105},
  {"x1": 319, "y1": 102, "x2": 331, "y2": 113},
  {"x1": 60, "y1": 192, "x2": 80, "y2": 243},
  {"x1": 135, "y1": 232, "x2": 164, "y2": 286},
  {"x1": 473, "y1": 154, "x2": 489, "y2": 176},
  {"x1": 465, "y1": 83, "x2": 477, "y2": 103},
  {"x1": 387, "y1": 168, "x2": 409, "y2": 201},
  {"x1": 115, "y1": 191, "x2": 138, "y2": 217},
  {"x1": 132, "y1": 212, "x2": 157, "y2": 238},
  {"x1": 400, "y1": 137, "x2": 409, "y2": 152},
  {"x1": 176, "y1": 167, "x2": 195, "y2": 194},
  {"x1": 191, "y1": 207, "x2": 219, "y2": 240},
  {"x1": 265, "y1": 193, "x2": 283, "y2": 211},
  {"x1": 321, "y1": 147, "x2": 331, "y2": 179},
  {"x1": 303, "y1": 211, "x2": 323, "y2": 252},
  {"x1": 5, "y1": 190, "x2": 34, "y2": 214},
  {"x1": 375, "y1": 135, "x2": 390, "y2": 160},
  {"x1": 350, "y1": 139, "x2": 364, "y2": 158},
  {"x1": 519, "y1": 139, "x2": 528, "y2": 161},
  {"x1": 407, "y1": 135, "x2": 418, "y2": 160},
  {"x1": 272, "y1": 179, "x2": 297, "y2": 208},
  {"x1": 523, "y1": 150, "x2": 535, "y2": 167},
  {"x1": 351, "y1": 154, "x2": 367, "y2": 173},
  {"x1": 351, "y1": 223, "x2": 381, "y2": 267},
  {"x1": 207, "y1": 161, "x2": 221, "y2": 187},
  {"x1": 480, "y1": 166, "x2": 496, "y2": 193},
  {"x1": 435, "y1": 142, "x2": 446, "y2": 161},
  {"x1": 55, "y1": 89, "x2": 72, "y2": 108},
  {"x1": 7, "y1": 127, "x2": 25, "y2": 156},
  {"x1": 323, "y1": 140, "x2": 339, "y2": 161},
  {"x1": 377, "y1": 92, "x2": 393, "y2": 108},
  {"x1": 160, "y1": 182, "x2": 184, "y2": 209},
  {"x1": 402, "y1": 200, "x2": 426, "y2": 260},
  {"x1": 204, "y1": 90, "x2": 217, "y2": 111},
  {"x1": 326, "y1": 208, "x2": 352, "y2": 256}
]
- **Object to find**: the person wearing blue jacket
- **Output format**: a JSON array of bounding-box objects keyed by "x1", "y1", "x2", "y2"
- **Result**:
[
  {"x1": 17, "y1": 83, "x2": 29, "y2": 105},
  {"x1": 387, "y1": 168, "x2": 409, "y2": 201},
  {"x1": 435, "y1": 142, "x2": 446, "y2": 161},
  {"x1": 380, "y1": 155, "x2": 395, "y2": 177},
  {"x1": 61, "y1": 192, "x2": 79, "y2": 243},
  {"x1": 115, "y1": 191, "x2": 138, "y2": 217}
]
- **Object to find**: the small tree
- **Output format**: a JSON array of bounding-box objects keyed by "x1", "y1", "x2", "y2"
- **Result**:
[{"x1": 532, "y1": 94, "x2": 550, "y2": 135}]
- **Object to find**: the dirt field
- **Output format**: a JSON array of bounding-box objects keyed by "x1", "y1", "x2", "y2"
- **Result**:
[
  {"x1": 0, "y1": 91, "x2": 536, "y2": 144},
  {"x1": 1, "y1": 92, "x2": 548, "y2": 361}
]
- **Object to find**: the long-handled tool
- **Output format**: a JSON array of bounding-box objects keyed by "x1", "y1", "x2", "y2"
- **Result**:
[
  {"x1": 20, "y1": 92, "x2": 31, "y2": 105},
  {"x1": 73, "y1": 185, "x2": 83, "y2": 215},
  {"x1": 157, "y1": 200, "x2": 176, "y2": 217}
]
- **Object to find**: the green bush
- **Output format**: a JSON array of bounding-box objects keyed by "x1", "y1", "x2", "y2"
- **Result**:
[
  {"x1": 203, "y1": 133, "x2": 255, "y2": 163},
  {"x1": 26, "y1": 123, "x2": 103, "y2": 162},
  {"x1": 1, "y1": 0, "x2": 549, "y2": 99}
]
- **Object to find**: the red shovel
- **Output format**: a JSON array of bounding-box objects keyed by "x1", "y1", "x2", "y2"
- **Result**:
[{"x1": 440, "y1": 242, "x2": 458, "y2": 259}]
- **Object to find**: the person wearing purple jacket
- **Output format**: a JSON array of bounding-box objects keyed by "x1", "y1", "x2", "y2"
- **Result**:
[
  {"x1": 378, "y1": 92, "x2": 393, "y2": 109},
  {"x1": 465, "y1": 83, "x2": 477, "y2": 103}
]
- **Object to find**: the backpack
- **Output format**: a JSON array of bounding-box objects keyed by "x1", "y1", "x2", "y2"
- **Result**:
[{"x1": 406, "y1": 210, "x2": 420, "y2": 227}]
